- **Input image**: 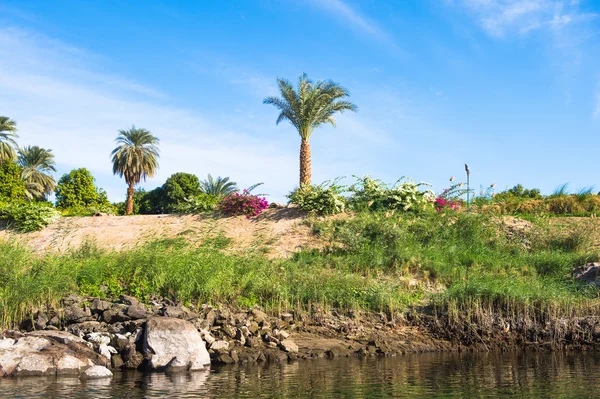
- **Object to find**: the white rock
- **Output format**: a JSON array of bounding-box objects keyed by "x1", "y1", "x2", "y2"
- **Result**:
[
  {"x1": 98, "y1": 344, "x2": 117, "y2": 360},
  {"x1": 210, "y1": 340, "x2": 229, "y2": 351},
  {"x1": 81, "y1": 365, "x2": 113, "y2": 379},
  {"x1": 86, "y1": 332, "x2": 111, "y2": 346},
  {"x1": 56, "y1": 355, "x2": 86, "y2": 375},
  {"x1": 15, "y1": 353, "x2": 55, "y2": 376},
  {"x1": 279, "y1": 339, "x2": 299, "y2": 353}
]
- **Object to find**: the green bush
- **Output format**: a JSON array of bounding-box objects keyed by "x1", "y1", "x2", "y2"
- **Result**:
[
  {"x1": 55, "y1": 168, "x2": 110, "y2": 209},
  {"x1": 172, "y1": 193, "x2": 219, "y2": 214},
  {"x1": 60, "y1": 203, "x2": 118, "y2": 217},
  {"x1": 494, "y1": 184, "x2": 542, "y2": 201},
  {"x1": 0, "y1": 161, "x2": 26, "y2": 202},
  {"x1": 0, "y1": 202, "x2": 60, "y2": 232},
  {"x1": 287, "y1": 180, "x2": 346, "y2": 215},
  {"x1": 348, "y1": 175, "x2": 434, "y2": 212},
  {"x1": 162, "y1": 172, "x2": 202, "y2": 212}
]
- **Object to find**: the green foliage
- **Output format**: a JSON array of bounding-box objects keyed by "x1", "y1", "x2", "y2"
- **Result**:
[
  {"x1": 0, "y1": 202, "x2": 60, "y2": 232},
  {"x1": 494, "y1": 184, "x2": 542, "y2": 201},
  {"x1": 55, "y1": 168, "x2": 110, "y2": 209},
  {"x1": 0, "y1": 116, "x2": 18, "y2": 163},
  {"x1": 17, "y1": 146, "x2": 57, "y2": 201},
  {"x1": 348, "y1": 175, "x2": 434, "y2": 212},
  {"x1": 0, "y1": 161, "x2": 26, "y2": 202},
  {"x1": 200, "y1": 174, "x2": 238, "y2": 198},
  {"x1": 550, "y1": 183, "x2": 570, "y2": 198},
  {"x1": 171, "y1": 193, "x2": 219, "y2": 214},
  {"x1": 163, "y1": 172, "x2": 201, "y2": 212},
  {"x1": 287, "y1": 180, "x2": 346, "y2": 215},
  {"x1": 111, "y1": 126, "x2": 160, "y2": 186}
]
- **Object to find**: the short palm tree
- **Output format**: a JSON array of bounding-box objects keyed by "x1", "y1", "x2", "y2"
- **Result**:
[
  {"x1": 263, "y1": 73, "x2": 357, "y2": 186},
  {"x1": 111, "y1": 126, "x2": 160, "y2": 215},
  {"x1": 200, "y1": 174, "x2": 238, "y2": 197},
  {"x1": 0, "y1": 116, "x2": 19, "y2": 162},
  {"x1": 17, "y1": 146, "x2": 57, "y2": 200}
]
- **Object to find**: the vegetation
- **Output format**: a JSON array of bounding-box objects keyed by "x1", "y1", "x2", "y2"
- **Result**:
[
  {"x1": 218, "y1": 190, "x2": 269, "y2": 218},
  {"x1": 17, "y1": 146, "x2": 57, "y2": 201},
  {"x1": 0, "y1": 116, "x2": 18, "y2": 163},
  {"x1": 200, "y1": 174, "x2": 238, "y2": 198},
  {"x1": 264, "y1": 73, "x2": 357, "y2": 186},
  {"x1": 287, "y1": 180, "x2": 346, "y2": 215},
  {"x1": 0, "y1": 161, "x2": 26, "y2": 202},
  {"x1": 0, "y1": 202, "x2": 60, "y2": 232},
  {"x1": 111, "y1": 126, "x2": 160, "y2": 215}
]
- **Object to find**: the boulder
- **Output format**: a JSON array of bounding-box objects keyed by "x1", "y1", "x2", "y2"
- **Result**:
[
  {"x1": 126, "y1": 303, "x2": 148, "y2": 320},
  {"x1": 573, "y1": 263, "x2": 600, "y2": 287},
  {"x1": 64, "y1": 304, "x2": 92, "y2": 324},
  {"x1": 143, "y1": 317, "x2": 210, "y2": 371},
  {"x1": 210, "y1": 340, "x2": 229, "y2": 351},
  {"x1": 81, "y1": 365, "x2": 113, "y2": 380},
  {"x1": 90, "y1": 298, "x2": 113, "y2": 313},
  {"x1": 279, "y1": 339, "x2": 299, "y2": 353},
  {"x1": 103, "y1": 307, "x2": 131, "y2": 324}
]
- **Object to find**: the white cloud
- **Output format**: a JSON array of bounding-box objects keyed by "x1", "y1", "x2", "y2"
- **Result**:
[{"x1": 0, "y1": 27, "x2": 298, "y2": 202}]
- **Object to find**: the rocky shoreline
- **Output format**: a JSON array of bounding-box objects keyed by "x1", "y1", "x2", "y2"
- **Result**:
[{"x1": 4, "y1": 294, "x2": 600, "y2": 378}]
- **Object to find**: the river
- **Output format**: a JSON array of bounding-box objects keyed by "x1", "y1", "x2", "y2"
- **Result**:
[{"x1": 1, "y1": 351, "x2": 599, "y2": 398}]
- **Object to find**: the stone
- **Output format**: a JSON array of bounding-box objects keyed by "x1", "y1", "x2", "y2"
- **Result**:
[
  {"x1": 103, "y1": 307, "x2": 131, "y2": 324},
  {"x1": 81, "y1": 365, "x2": 113, "y2": 379},
  {"x1": 119, "y1": 295, "x2": 139, "y2": 305},
  {"x1": 279, "y1": 339, "x2": 299, "y2": 353},
  {"x1": 251, "y1": 308, "x2": 268, "y2": 324},
  {"x1": 205, "y1": 310, "x2": 217, "y2": 326},
  {"x1": 85, "y1": 332, "x2": 111, "y2": 346},
  {"x1": 573, "y1": 263, "x2": 600, "y2": 287},
  {"x1": 215, "y1": 353, "x2": 234, "y2": 364},
  {"x1": 14, "y1": 353, "x2": 55, "y2": 376},
  {"x1": 21, "y1": 312, "x2": 49, "y2": 332},
  {"x1": 64, "y1": 304, "x2": 92, "y2": 324},
  {"x1": 245, "y1": 337, "x2": 260, "y2": 348},
  {"x1": 90, "y1": 298, "x2": 113, "y2": 313},
  {"x1": 281, "y1": 313, "x2": 294, "y2": 323},
  {"x1": 160, "y1": 306, "x2": 187, "y2": 319},
  {"x1": 98, "y1": 344, "x2": 118, "y2": 360},
  {"x1": 29, "y1": 330, "x2": 88, "y2": 345},
  {"x1": 143, "y1": 317, "x2": 210, "y2": 371},
  {"x1": 200, "y1": 330, "x2": 215, "y2": 345},
  {"x1": 111, "y1": 354, "x2": 124, "y2": 369},
  {"x1": 62, "y1": 294, "x2": 84, "y2": 306},
  {"x1": 126, "y1": 303, "x2": 148, "y2": 320},
  {"x1": 210, "y1": 340, "x2": 229, "y2": 351},
  {"x1": 222, "y1": 325, "x2": 237, "y2": 339},
  {"x1": 122, "y1": 345, "x2": 143, "y2": 370},
  {"x1": 56, "y1": 355, "x2": 87, "y2": 375},
  {"x1": 269, "y1": 202, "x2": 285, "y2": 209}
]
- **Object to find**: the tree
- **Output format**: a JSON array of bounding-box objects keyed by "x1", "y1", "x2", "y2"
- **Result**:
[
  {"x1": 200, "y1": 174, "x2": 237, "y2": 198},
  {"x1": 163, "y1": 172, "x2": 201, "y2": 211},
  {"x1": 263, "y1": 73, "x2": 357, "y2": 186},
  {"x1": 17, "y1": 146, "x2": 57, "y2": 201},
  {"x1": 55, "y1": 168, "x2": 109, "y2": 208},
  {"x1": 111, "y1": 126, "x2": 160, "y2": 215},
  {"x1": 0, "y1": 116, "x2": 19, "y2": 163},
  {"x1": 0, "y1": 161, "x2": 26, "y2": 202}
]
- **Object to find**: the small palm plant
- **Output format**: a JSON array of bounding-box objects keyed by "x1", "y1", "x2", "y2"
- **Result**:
[
  {"x1": 263, "y1": 73, "x2": 357, "y2": 186},
  {"x1": 0, "y1": 116, "x2": 19, "y2": 163},
  {"x1": 111, "y1": 126, "x2": 160, "y2": 215},
  {"x1": 200, "y1": 174, "x2": 238, "y2": 198},
  {"x1": 17, "y1": 146, "x2": 57, "y2": 200}
]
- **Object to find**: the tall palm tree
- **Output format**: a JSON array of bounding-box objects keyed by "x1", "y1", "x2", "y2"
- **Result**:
[
  {"x1": 263, "y1": 73, "x2": 357, "y2": 186},
  {"x1": 17, "y1": 145, "x2": 57, "y2": 200},
  {"x1": 0, "y1": 116, "x2": 19, "y2": 162},
  {"x1": 200, "y1": 174, "x2": 238, "y2": 197},
  {"x1": 111, "y1": 126, "x2": 160, "y2": 215}
]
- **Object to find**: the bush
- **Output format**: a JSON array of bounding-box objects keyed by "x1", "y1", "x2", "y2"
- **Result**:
[
  {"x1": 348, "y1": 176, "x2": 434, "y2": 212},
  {"x1": 162, "y1": 172, "x2": 202, "y2": 212},
  {"x1": 0, "y1": 161, "x2": 26, "y2": 202},
  {"x1": 0, "y1": 202, "x2": 60, "y2": 232},
  {"x1": 55, "y1": 168, "x2": 110, "y2": 209},
  {"x1": 218, "y1": 190, "x2": 268, "y2": 218},
  {"x1": 172, "y1": 193, "x2": 219, "y2": 214},
  {"x1": 60, "y1": 203, "x2": 118, "y2": 217},
  {"x1": 287, "y1": 180, "x2": 346, "y2": 215},
  {"x1": 494, "y1": 184, "x2": 542, "y2": 201}
]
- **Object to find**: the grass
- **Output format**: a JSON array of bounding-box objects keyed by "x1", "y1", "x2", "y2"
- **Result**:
[{"x1": 2, "y1": 211, "x2": 600, "y2": 329}]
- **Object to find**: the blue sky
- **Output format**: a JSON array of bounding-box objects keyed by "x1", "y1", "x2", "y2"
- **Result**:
[{"x1": 1, "y1": 0, "x2": 599, "y2": 202}]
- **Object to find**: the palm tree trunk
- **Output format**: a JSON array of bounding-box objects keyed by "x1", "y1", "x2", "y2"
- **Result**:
[
  {"x1": 299, "y1": 138, "x2": 311, "y2": 186},
  {"x1": 126, "y1": 183, "x2": 135, "y2": 215}
]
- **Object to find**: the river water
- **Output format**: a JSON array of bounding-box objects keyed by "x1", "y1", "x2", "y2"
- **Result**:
[{"x1": 1, "y1": 351, "x2": 600, "y2": 398}]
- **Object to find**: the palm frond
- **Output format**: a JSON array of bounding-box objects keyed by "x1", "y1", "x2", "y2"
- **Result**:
[
  {"x1": 111, "y1": 125, "x2": 160, "y2": 186},
  {"x1": 200, "y1": 174, "x2": 238, "y2": 197},
  {"x1": 17, "y1": 145, "x2": 56, "y2": 200},
  {"x1": 0, "y1": 116, "x2": 19, "y2": 162}
]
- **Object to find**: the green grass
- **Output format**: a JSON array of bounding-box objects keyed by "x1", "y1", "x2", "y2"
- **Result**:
[{"x1": 2, "y1": 211, "x2": 600, "y2": 329}]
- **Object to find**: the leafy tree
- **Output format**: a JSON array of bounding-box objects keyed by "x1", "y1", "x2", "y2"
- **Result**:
[
  {"x1": 0, "y1": 116, "x2": 18, "y2": 163},
  {"x1": 0, "y1": 161, "x2": 26, "y2": 202},
  {"x1": 495, "y1": 184, "x2": 542, "y2": 201},
  {"x1": 17, "y1": 146, "x2": 57, "y2": 201},
  {"x1": 200, "y1": 174, "x2": 237, "y2": 198},
  {"x1": 263, "y1": 73, "x2": 357, "y2": 186},
  {"x1": 163, "y1": 172, "x2": 201, "y2": 210},
  {"x1": 55, "y1": 168, "x2": 108, "y2": 208},
  {"x1": 111, "y1": 126, "x2": 160, "y2": 215}
]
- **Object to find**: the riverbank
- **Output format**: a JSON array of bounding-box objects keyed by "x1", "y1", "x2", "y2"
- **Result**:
[{"x1": 2, "y1": 209, "x2": 600, "y2": 368}]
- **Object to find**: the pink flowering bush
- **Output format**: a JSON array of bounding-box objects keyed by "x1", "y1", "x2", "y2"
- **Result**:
[
  {"x1": 433, "y1": 196, "x2": 462, "y2": 213},
  {"x1": 218, "y1": 189, "x2": 269, "y2": 218}
]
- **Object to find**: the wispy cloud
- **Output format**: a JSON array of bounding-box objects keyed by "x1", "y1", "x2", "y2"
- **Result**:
[{"x1": 456, "y1": 0, "x2": 597, "y2": 38}]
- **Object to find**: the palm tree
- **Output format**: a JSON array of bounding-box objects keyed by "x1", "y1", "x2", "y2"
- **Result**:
[
  {"x1": 17, "y1": 145, "x2": 57, "y2": 200},
  {"x1": 111, "y1": 126, "x2": 160, "y2": 215},
  {"x1": 200, "y1": 174, "x2": 238, "y2": 197},
  {"x1": 0, "y1": 116, "x2": 19, "y2": 162},
  {"x1": 263, "y1": 73, "x2": 357, "y2": 186}
]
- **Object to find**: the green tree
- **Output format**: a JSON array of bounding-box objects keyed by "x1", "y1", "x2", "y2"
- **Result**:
[
  {"x1": 55, "y1": 168, "x2": 108, "y2": 208},
  {"x1": 17, "y1": 146, "x2": 57, "y2": 201},
  {"x1": 263, "y1": 73, "x2": 357, "y2": 186},
  {"x1": 111, "y1": 126, "x2": 160, "y2": 215},
  {"x1": 200, "y1": 174, "x2": 237, "y2": 198},
  {"x1": 0, "y1": 116, "x2": 19, "y2": 163},
  {"x1": 0, "y1": 161, "x2": 26, "y2": 202},
  {"x1": 163, "y1": 172, "x2": 201, "y2": 210}
]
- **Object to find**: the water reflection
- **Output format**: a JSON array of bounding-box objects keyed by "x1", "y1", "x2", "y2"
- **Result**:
[{"x1": 1, "y1": 352, "x2": 600, "y2": 398}]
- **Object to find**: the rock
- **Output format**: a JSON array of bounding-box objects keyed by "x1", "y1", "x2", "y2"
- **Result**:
[
  {"x1": 205, "y1": 310, "x2": 217, "y2": 326},
  {"x1": 281, "y1": 313, "x2": 294, "y2": 323},
  {"x1": 103, "y1": 307, "x2": 131, "y2": 324},
  {"x1": 274, "y1": 329, "x2": 289, "y2": 340},
  {"x1": 90, "y1": 298, "x2": 113, "y2": 313},
  {"x1": 56, "y1": 355, "x2": 87, "y2": 375},
  {"x1": 325, "y1": 345, "x2": 351, "y2": 358},
  {"x1": 159, "y1": 306, "x2": 187, "y2": 319},
  {"x1": 215, "y1": 353, "x2": 235, "y2": 364},
  {"x1": 14, "y1": 353, "x2": 55, "y2": 376},
  {"x1": 200, "y1": 330, "x2": 215, "y2": 345},
  {"x1": 251, "y1": 308, "x2": 268, "y2": 324},
  {"x1": 165, "y1": 356, "x2": 190, "y2": 372},
  {"x1": 245, "y1": 337, "x2": 260, "y2": 348},
  {"x1": 269, "y1": 202, "x2": 285, "y2": 209},
  {"x1": 98, "y1": 344, "x2": 118, "y2": 360},
  {"x1": 29, "y1": 330, "x2": 88, "y2": 345},
  {"x1": 573, "y1": 263, "x2": 600, "y2": 286},
  {"x1": 21, "y1": 312, "x2": 48, "y2": 332},
  {"x1": 279, "y1": 339, "x2": 299, "y2": 353},
  {"x1": 122, "y1": 345, "x2": 143, "y2": 370},
  {"x1": 64, "y1": 304, "x2": 92, "y2": 324},
  {"x1": 81, "y1": 365, "x2": 113, "y2": 380},
  {"x1": 248, "y1": 322, "x2": 260, "y2": 335},
  {"x1": 126, "y1": 303, "x2": 148, "y2": 320},
  {"x1": 62, "y1": 294, "x2": 84, "y2": 306},
  {"x1": 222, "y1": 325, "x2": 237, "y2": 339},
  {"x1": 210, "y1": 340, "x2": 229, "y2": 351},
  {"x1": 85, "y1": 332, "x2": 111, "y2": 346},
  {"x1": 119, "y1": 295, "x2": 139, "y2": 305},
  {"x1": 143, "y1": 317, "x2": 210, "y2": 371},
  {"x1": 111, "y1": 354, "x2": 124, "y2": 369}
]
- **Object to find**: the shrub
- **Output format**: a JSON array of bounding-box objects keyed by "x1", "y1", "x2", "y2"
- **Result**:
[
  {"x1": 172, "y1": 193, "x2": 219, "y2": 214},
  {"x1": 55, "y1": 168, "x2": 110, "y2": 209},
  {"x1": 0, "y1": 202, "x2": 60, "y2": 232},
  {"x1": 287, "y1": 180, "x2": 346, "y2": 215},
  {"x1": 162, "y1": 172, "x2": 202, "y2": 212},
  {"x1": 60, "y1": 203, "x2": 118, "y2": 217},
  {"x1": 494, "y1": 184, "x2": 542, "y2": 201},
  {"x1": 348, "y1": 176, "x2": 434, "y2": 212},
  {"x1": 0, "y1": 161, "x2": 26, "y2": 202},
  {"x1": 218, "y1": 190, "x2": 268, "y2": 218}
]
